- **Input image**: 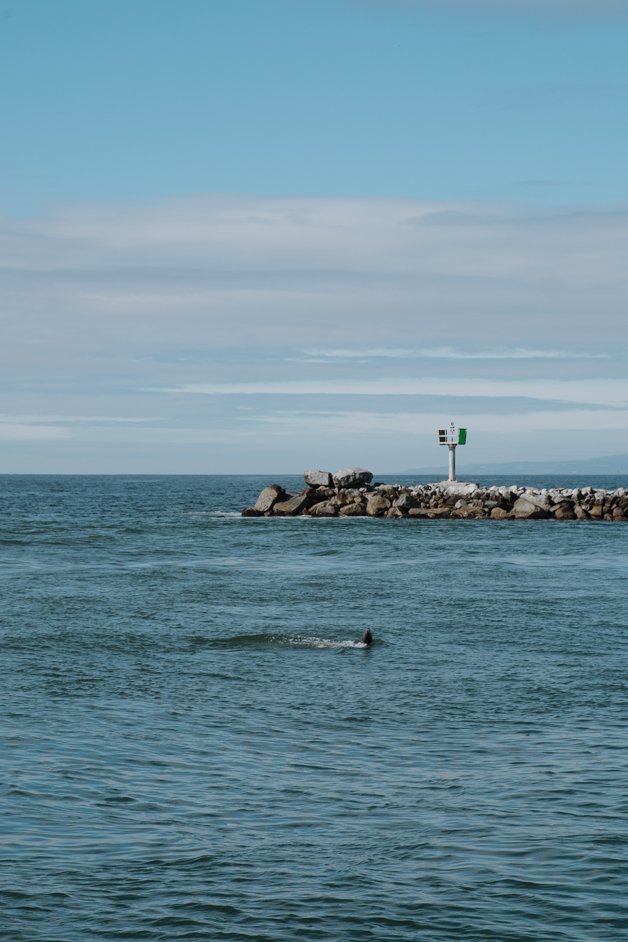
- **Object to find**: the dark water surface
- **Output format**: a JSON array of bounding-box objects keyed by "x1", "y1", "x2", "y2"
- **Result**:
[{"x1": 1, "y1": 475, "x2": 627, "y2": 941}]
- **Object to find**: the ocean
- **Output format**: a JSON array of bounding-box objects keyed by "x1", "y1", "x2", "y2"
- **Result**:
[{"x1": 1, "y1": 474, "x2": 627, "y2": 941}]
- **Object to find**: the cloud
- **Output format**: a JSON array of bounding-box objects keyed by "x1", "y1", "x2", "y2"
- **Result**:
[
  {"x1": 2, "y1": 195, "x2": 628, "y2": 369},
  {"x1": 2, "y1": 193, "x2": 628, "y2": 469},
  {"x1": 0, "y1": 414, "x2": 157, "y2": 424},
  {"x1": 252, "y1": 408, "x2": 628, "y2": 437},
  {"x1": 0, "y1": 424, "x2": 71, "y2": 441},
  {"x1": 298, "y1": 347, "x2": 611, "y2": 361},
  {"x1": 162, "y1": 377, "x2": 628, "y2": 408}
]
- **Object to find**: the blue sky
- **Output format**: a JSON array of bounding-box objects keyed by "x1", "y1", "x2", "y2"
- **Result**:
[{"x1": 1, "y1": 0, "x2": 627, "y2": 472}]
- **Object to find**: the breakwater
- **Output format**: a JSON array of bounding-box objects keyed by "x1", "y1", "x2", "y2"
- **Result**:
[{"x1": 242, "y1": 467, "x2": 628, "y2": 520}]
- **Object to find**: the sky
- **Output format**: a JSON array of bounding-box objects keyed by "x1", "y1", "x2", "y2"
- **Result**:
[{"x1": 1, "y1": 0, "x2": 627, "y2": 473}]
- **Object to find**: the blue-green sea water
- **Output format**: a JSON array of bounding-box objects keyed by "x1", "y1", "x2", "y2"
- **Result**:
[{"x1": 1, "y1": 474, "x2": 627, "y2": 942}]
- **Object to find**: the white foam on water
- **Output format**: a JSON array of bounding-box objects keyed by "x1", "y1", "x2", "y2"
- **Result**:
[{"x1": 286, "y1": 636, "x2": 365, "y2": 649}]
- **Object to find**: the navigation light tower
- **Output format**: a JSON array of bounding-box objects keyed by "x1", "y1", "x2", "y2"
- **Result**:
[{"x1": 437, "y1": 422, "x2": 467, "y2": 482}]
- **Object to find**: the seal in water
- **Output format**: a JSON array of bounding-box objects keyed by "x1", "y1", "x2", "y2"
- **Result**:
[{"x1": 360, "y1": 627, "x2": 373, "y2": 646}]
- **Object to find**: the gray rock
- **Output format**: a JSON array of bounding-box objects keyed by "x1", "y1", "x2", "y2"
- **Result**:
[
  {"x1": 366, "y1": 494, "x2": 391, "y2": 517},
  {"x1": 304, "y1": 469, "x2": 333, "y2": 488},
  {"x1": 442, "y1": 482, "x2": 479, "y2": 497},
  {"x1": 519, "y1": 490, "x2": 550, "y2": 511},
  {"x1": 254, "y1": 484, "x2": 286, "y2": 513},
  {"x1": 512, "y1": 496, "x2": 550, "y2": 519},
  {"x1": 490, "y1": 507, "x2": 512, "y2": 519},
  {"x1": 273, "y1": 493, "x2": 311, "y2": 516},
  {"x1": 332, "y1": 467, "x2": 373, "y2": 488},
  {"x1": 339, "y1": 501, "x2": 366, "y2": 517},
  {"x1": 394, "y1": 492, "x2": 417, "y2": 512},
  {"x1": 245, "y1": 479, "x2": 627, "y2": 522},
  {"x1": 377, "y1": 485, "x2": 399, "y2": 499},
  {"x1": 453, "y1": 500, "x2": 486, "y2": 518},
  {"x1": 308, "y1": 500, "x2": 338, "y2": 517},
  {"x1": 334, "y1": 489, "x2": 356, "y2": 507}
]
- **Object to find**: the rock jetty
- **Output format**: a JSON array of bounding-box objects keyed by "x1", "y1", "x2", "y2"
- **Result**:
[{"x1": 242, "y1": 468, "x2": 628, "y2": 521}]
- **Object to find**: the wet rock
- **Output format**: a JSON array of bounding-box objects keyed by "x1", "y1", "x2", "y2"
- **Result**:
[
  {"x1": 339, "y1": 501, "x2": 365, "y2": 517},
  {"x1": 308, "y1": 500, "x2": 338, "y2": 517},
  {"x1": 512, "y1": 493, "x2": 551, "y2": 519},
  {"x1": 243, "y1": 478, "x2": 626, "y2": 521},
  {"x1": 490, "y1": 507, "x2": 512, "y2": 519},
  {"x1": 254, "y1": 484, "x2": 286, "y2": 513},
  {"x1": 273, "y1": 493, "x2": 312, "y2": 516},
  {"x1": 553, "y1": 504, "x2": 576, "y2": 520}
]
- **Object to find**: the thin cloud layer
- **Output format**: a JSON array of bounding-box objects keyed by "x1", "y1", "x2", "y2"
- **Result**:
[
  {"x1": 299, "y1": 347, "x2": 611, "y2": 361},
  {"x1": 2, "y1": 195, "x2": 628, "y2": 358},
  {"x1": 165, "y1": 377, "x2": 628, "y2": 408},
  {"x1": 2, "y1": 194, "x2": 627, "y2": 470}
]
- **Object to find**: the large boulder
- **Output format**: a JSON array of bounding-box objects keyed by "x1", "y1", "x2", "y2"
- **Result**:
[
  {"x1": 308, "y1": 500, "x2": 338, "y2": 517},
  {"x1": 273, "y1": 493, "x2": 311, "y2": 516},
  {"x1": 512, "y1": 493, "x2": 551, "y2": 519},
  {"x1": 366, "y1": 494, "x2": 391, "y2": 517},
  {"x1": 339, "y1": 501, "x2": 365, "y2": 517},
  {"x1": 334, "y1": 489, "x2": 358, "y2": 507},
  {"x1": 307, "y1": 500, "x2": 338, "y2": 517},
  {"x1": 332, "y1": 467, "x2": 373, "y2": 488},
  {"x1": 304, "y1": 469, "x2": 333, "y2": 488},
  {"x1": 453, "y1": 499, "x2": 486, "y2": 518},
  {"x1": 490, "y1": 507, "x2": 512, "y2": 520},
  {"x1": 254, "y1": 484, "x2": 286, "y2": 513},
  {"x1": 442, "y1": 482, "x2": 479, "y2": 497},
  {"x1": 394, "y1": 492, "x2": 417, "y2": 512}
]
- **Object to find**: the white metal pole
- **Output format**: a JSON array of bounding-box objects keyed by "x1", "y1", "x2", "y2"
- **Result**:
[{"x1": 448, "y1": 444, "x2": 456, "y2": 482}]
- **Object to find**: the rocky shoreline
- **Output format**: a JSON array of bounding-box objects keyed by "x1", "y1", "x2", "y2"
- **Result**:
[{"x1": 242, "y1": 467, "x2": 628, "y2": 521}]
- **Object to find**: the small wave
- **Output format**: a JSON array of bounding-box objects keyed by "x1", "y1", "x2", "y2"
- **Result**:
[{"x1": 190, "y1": 632, "x2": 373, "y2": 650}]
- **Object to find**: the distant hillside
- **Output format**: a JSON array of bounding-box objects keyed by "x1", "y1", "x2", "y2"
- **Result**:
[{"x1": 402, "y1": 454, "x2": 628, "y2": 476}]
